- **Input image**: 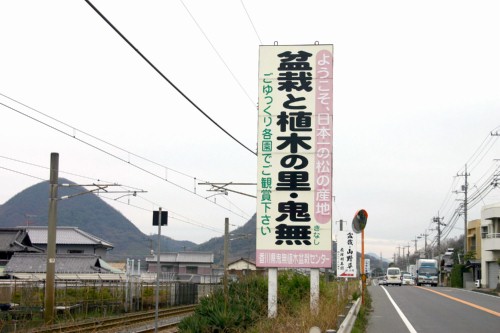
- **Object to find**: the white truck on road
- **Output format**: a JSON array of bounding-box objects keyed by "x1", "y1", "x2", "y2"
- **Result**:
[{"x1": 416, "y1": 259, "x2": 438, "y2": 286}]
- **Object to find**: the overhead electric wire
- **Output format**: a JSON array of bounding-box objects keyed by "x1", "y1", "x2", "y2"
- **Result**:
[
  {"x1": 101, "y1": 193, "x2": 224, "y2": 234},
  {"x1": 0, "y1": 165, "x2": 46, "y2": 181},
  {"x1": 240, "y1": 0, "x2": 263, "y2": 44},
  {"x1": 0, "y1": 93, "x2": 198, "y2": 181},
  {"x1": 430, "y1": 126, "x2": 500, "y2": 242},
  {"x1": 463, "y1": 125, "x2": 500, "y2": 173},
  {"x1": 83, "y1": 0, "x2": 256, "y2": 157},
  {"x1": 1, "y1": 101, "x2": 250, "y2": 221},
  {"x1": 0, "y1": 154, "x2": 230, "y2": 235},
  {"x1": 179, "y1": 0, "x2": 256, "y2": 107}
]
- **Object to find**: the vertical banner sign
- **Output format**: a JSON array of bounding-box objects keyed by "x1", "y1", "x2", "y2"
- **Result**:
[
  {"x1": 336, "y1": 229, "x2": 357, "y2": 277},
  {"x1": 256, "y1": 44, "x2": 333, "y2": 268},
  {"x1": 364, "y1": 259, "x2": 371, "y2": 275}
]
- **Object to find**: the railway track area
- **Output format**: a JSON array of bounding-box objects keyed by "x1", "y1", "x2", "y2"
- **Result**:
[{"x1": 25, "y1": 305, "x2": 195, "y2": 333}]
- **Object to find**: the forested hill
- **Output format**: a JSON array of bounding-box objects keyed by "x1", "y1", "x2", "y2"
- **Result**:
[{"x1": 0, "y1": 179, "x2": 196, "y2": 260}]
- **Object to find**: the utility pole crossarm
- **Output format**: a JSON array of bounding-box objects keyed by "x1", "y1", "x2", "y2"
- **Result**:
[
  {"x1": 59, "y1": 183, "x2": 146, "y2": 200},
  {"x1": 199, "y1": 182, "x2": 257, "y2": 198}
]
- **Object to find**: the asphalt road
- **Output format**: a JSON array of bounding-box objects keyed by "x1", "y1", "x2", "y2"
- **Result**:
[{"x1": 367, "y1": 282, "x2": 500, "y2": 333}]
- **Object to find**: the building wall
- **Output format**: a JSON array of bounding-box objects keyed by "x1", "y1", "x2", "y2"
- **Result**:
[
  {"x1": 228, "y1": 260, "x2": 256, "y2": 271},
  {"x1": 467, "y1": 219, "x2": 481, "y2": 259},
  {"x1": 34, "y1": 244, "x2": 107, "y2": 258},
  {"x1": 480, "y1": 202, "x2": 500, "y2": 288}
]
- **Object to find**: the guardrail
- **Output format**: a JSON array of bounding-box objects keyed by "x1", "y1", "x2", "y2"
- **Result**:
[{"x1": 336, "y1": 298, "x2": 361, "y2": 333}]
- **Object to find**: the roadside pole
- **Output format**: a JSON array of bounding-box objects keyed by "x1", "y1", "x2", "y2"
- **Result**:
[
  {"x1": 44, "y1": 153, "x2": 59, "y2": 325},
  {"x1": 153, "y1": 209, "x2": 168, "y2": 333}
]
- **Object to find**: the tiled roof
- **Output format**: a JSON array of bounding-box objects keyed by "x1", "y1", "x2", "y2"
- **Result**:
[
  {"x1": 0, "y1": 228, "x2": 42, "y2": 252},
  {"x1": 24, "y1": 226, "x2": 113, "y2": 248},
  {"x1": 4, "y1": 253, "x2": 108, "y2": 274},
  {"x1": 145, "y1": 252, "x2": 214, "y2": 264}
]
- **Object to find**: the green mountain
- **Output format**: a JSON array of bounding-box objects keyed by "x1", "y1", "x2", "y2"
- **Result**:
[
  {"x1": 0, "y1": 179, "x2": 197, "y2": 261},
  {"x1": 196, "y1": 215, "x2": 256, "y2": 265},
  {"x1": 2, "y1": 181, "x2": 381, "y2": 272}
]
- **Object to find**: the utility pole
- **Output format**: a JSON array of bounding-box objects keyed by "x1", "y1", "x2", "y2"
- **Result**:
[
  {"x1": 44, "y1": 153, "x2": 58, "y2": 325},
  {"x1": 433, "y1": 215, "x2": 445, "y2": 286},
  {"x1": 433, "y1": 216, "x2": 445, "y2": 254},
  {"x1": 413, "y1": 236, "x2": 418, "y2": 254},
  {"x1": 402, "y1": 246, "x2": 406, "y2": 268},
  {"x1": 338, "y1": 219, "x2": 345, "y2": 231},
  {"x1": 420, "y1": 231, "x2": 429, "y2": 259},
  {"x1": 406, "y1": 244, "x2": 410, "y2": 269},
  {"x1": 223, "y1": 217, "x2": 229, "y2": 308},
  {"x1": 456, "y1": 165, "x2": 469, "y2": 254},
  {"x1": 396, "y1": 246, "x2": 401, "y2": 266},
  {"x1": 42, "y1": 153, "x2": 146, "y2": 325}
]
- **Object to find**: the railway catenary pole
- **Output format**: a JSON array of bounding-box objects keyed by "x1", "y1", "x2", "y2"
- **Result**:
[{"x1": 44, "y1": 153, "x2": 59, "y2": 324}]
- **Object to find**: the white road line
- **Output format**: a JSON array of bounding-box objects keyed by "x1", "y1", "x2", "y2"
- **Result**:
[{"x1": 381, "y1": 286, "x2": 417, "y2": 333}]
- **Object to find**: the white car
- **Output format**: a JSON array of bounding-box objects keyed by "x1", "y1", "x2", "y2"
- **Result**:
[
  {"x1": 402, "y1": 273, "x2": 413, "y2": 285},
  {"x1": 379, "y1": 276, "x2": 387, "y2": 286},
  {"x1": 386, "y1": 267, "x2": 402, "y2": 286}
]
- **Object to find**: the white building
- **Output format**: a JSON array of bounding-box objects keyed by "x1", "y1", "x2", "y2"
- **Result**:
[{"x1": 480, "y1": 202, "x2": 500, "y2": 289}]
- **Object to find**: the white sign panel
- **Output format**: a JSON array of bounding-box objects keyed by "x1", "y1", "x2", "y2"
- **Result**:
[
  {"x1": 364, "y1": 259, "x2": 371, "y2": 274},
  {"x1": 256, "y1": 44, "x2": 333, "y2": 268},
  {"x1": 336, "y1": 230, "x2": 357, "y2": 278}
]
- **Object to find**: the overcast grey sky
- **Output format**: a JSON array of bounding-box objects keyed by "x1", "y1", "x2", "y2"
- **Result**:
[{"x1": 1, "y1": 0, "x2": 499, "y2": 260}]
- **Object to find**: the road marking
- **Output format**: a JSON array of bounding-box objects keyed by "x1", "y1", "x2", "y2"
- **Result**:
[
  {"x1": 416, "y1": 286, "x2": 500, "y2": 317},
  {"x1": 381, "y1": 286, "x2": 417, "y2": 333}
]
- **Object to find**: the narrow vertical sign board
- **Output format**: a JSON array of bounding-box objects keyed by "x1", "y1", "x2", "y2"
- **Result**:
[
  {"x1": 336, "y1": 229, "x2": 357, "y2": 278},
  {"x1": 256, "y1": 44, "x2": 334, "y2": 269}
]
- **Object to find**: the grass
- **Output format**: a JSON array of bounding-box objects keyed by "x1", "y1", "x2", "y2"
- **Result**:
[
  {"x1": 178, "y1": 273, "x2": 361, "y2": 333},
  {"x1": 351, "y1": 287, "x2": 372, "y2": 333}
]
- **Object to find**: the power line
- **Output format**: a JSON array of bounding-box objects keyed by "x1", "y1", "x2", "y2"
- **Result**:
[
  {"x1": 0, "y1": 101, "x2": 253, "y2": 221},
  {"x1": 240, "y1": 0, "x2": 263, "y2": 44},
  {"x1": 83, "y1": 0, "x2": 256, "y2": 156},
  {"x1": 100, "y1": 193, "x2": 224, "y2": 234},
  {"x1": 179, "y1": 0, "x2": 256, "y2": 107},
  {"x1": 0, "y1": 165, "x2": 46, "y2": 181},
  {"x1": 0, "y1": 156, "x2": 231, "y2": 235},
  {"x1": 464, "y1": 125, "x2": 500, "y2": 173},
  {"x1": 0, "y1": 93, "x2": 201, "y2": 181}
]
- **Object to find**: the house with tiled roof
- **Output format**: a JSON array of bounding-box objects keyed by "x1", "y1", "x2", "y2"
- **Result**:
[
  {"x1": 0, "y1": 228, "x2": 42, "y2": 268},
  {"x1": 4, "y1": 253, "x2": 124, "y2": 281},
  {"x1": 145, "y1": 251, "x2": 215, "y2": 283},
  {"x1": 24, "y1": 226, "x2": 113, "y2": 258},
  {"x1": 227, "y1": 258, "x2": 265, "y2": 277}
]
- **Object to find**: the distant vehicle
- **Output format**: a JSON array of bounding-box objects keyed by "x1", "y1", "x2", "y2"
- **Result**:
[
  {"x1": 442, "y1": 248, "x2": 455, "y2": 273},
  {"x1": 416, "y1": 259, "x2": 438, "y2": 286},
  {"x1": 408, "y1": 264, "x2": 416, "y2": 277},
  {"x1": 386, "y1": 267, "x2": 402, "y2": 286},
  {"x1": 379, "y1": 276, "x2": 387, "y2": 286},
  {"x1": 402, "y1": 273, "x2": 413, "y2": 285}
]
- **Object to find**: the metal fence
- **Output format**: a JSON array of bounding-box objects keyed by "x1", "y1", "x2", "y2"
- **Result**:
[{"x1": 0, "y1": 279, "x2": 219, "y2": 332}]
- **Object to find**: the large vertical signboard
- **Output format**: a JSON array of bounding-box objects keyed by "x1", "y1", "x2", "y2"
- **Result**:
[
  {"x1": 336, "y1": 230, "x2": 357, "y2": 277},
  {"x1": 256, "y1": 44, "x2": 333, "y2": 268}
]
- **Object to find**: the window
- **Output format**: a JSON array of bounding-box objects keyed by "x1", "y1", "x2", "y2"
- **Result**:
[
  {"x1": 186, "y1": 266, "x2": 198, "y2": 274},
  {"x1": 481, "y1": 226, "x2": 488, "y2": 239},
  {"x1": 161, "y1": 265, "x2": 174, "y2": 272},
  {"x1": 67, "y1": 250, "x2": 83, "y2": 254}
]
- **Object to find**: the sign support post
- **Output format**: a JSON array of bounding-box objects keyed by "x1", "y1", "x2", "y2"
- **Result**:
[
  {"x1": 153, "y1": 209, "x2": 168, "y2": 333},
  {"x1": 268, "y1": 268, "x2": 277, "y2": 318},
  {"x1": 352, "y1": 209, "x2": 368, "y2": 305}
]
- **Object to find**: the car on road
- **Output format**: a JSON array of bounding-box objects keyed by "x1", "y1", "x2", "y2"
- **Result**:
[
  {"x1": 379, "y1": 276, "x2": 387, "y2": 286},
  {"x1": 386, "y1": 267, "x2": 402, "y2": 286},
  {"x1": 402, "y1": 273, "x2": 413, "y2": 285}
]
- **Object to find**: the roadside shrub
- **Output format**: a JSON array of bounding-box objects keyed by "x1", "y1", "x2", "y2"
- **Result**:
[
  {"x1": 178, "y1": 275, "x2": 268, "y2": 333},
  {"x1": 450, "y1": 264, "x2": 465, "y2": 288}
]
